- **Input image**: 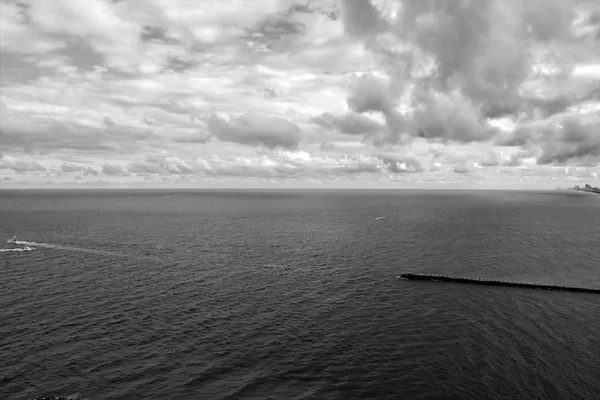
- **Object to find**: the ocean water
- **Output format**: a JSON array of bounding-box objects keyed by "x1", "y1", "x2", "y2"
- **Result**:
[{"x1": 1, "y1": 189, "x2": 599, "y2": 400}]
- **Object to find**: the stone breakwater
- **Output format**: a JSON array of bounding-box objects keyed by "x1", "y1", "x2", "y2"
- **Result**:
[{"x1": 398, "y1": 274, "x2": 600, "y2": 294}]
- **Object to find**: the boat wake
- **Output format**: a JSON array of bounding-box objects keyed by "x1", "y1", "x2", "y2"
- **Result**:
[
  {"x1": 4, "y1": 237, "x2": 173, "y2": 261},
  {"x1": 10, "y1": 240, "x2": 50, "y2": 248},
  {"x1": 4, "y1": 237, "x2": 137, "y2": 259},
  {"x1": 2, "y1": 236, "x2": 37, "y2": 253},
  {"x1": 0, "y1": 247, "x2": 35, "y2": 253}
]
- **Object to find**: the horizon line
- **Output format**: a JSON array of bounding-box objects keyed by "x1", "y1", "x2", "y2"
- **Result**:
[{"x1": 0, "y1": 187, "x2": 576, "y2": 192}]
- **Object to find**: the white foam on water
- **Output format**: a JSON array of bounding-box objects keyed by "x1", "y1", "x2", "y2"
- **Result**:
[
  {"x1": 5, "y1": 238, "x2": 137, "y2": 259},
  {"x1": 12, "y1": 240, "x2": 52, "y2": 248},
  {"x1": 0, "y1": 247, "x2": 35, "y2": 253}
]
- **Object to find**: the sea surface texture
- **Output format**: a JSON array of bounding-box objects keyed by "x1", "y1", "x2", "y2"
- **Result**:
[{"x1": 1, "y1": 190, "x2": 599, "y2": 400}]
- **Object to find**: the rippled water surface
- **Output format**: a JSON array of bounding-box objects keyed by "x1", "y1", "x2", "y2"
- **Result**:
[{"x1": 1, "y1": 190, "x2": 599, "y2": 399}]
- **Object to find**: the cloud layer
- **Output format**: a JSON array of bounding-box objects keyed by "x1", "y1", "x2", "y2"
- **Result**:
[{"x1": 1, "y1": 0, "x2": 599, "y2": 188}]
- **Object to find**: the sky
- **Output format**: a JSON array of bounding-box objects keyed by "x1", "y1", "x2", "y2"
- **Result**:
[{"x1": 0, "y1": 0, "x2": 599, "y2": 189}]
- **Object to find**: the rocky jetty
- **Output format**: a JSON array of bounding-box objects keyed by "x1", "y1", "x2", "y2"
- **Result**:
[{"x1": 398, "y1": 273, "x2": 600, "y2": 294}]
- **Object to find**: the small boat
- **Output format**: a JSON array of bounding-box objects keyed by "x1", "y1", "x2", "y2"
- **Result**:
[
  {"x1": 22, "y1": 245, "x2": 35, "y2": 251},
  {"x1": 7, "y1": 236, "x2": 18, "y2": 243}
]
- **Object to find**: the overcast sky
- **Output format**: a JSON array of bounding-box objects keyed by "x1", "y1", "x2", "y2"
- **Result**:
[{"x1": 0, "y1": 0, "x2": 598, "y2": 189}]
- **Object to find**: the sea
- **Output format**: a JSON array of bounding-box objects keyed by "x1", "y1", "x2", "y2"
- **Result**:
[{"x1": 1, "y1": 189, "x2": 599, "y2": 400}]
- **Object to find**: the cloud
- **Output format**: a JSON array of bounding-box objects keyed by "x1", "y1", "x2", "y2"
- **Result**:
[
  {"x1": 376, "y1": 154, "x2": 424, "y2": 173},
  {"x1": 339, "y1": 0, "x2": 386, "y2": 39},
  {"x1": 0, "y1": 155, "x2": 46, "y2": 173},
  {"x1": 564, "y1": 166, "x2": 600, "y2": 179},
  {"x1": 312, "y1": 111, "x2": 384, "y2": 135},
  {"x1": 0, "y1": 103, "x2": 153, "y2": 155},
  {"x1": 320, "y1": 142, "x2": 336, "y2": 151},
  {"x1": 345, "y1": 73, "x2": 407, "y2": 143},
  {"x1": 453, "y1": 164, "x2": 474, "y2": 174},
  {"x1": 337, "y1": 0, "x2": 598, "y2": 146},
  {"x1": 479, "y1": 151, "x2": 503, "y2": 167},
  {"x1": 60, "y1": 162, "x2": 99, "y2": 175},
  {"x1": 108, "y1": 149, "x2": 427, "y2": 181},
  {"x1": 127, "y1": 161, "x2": 165, "y2": 175},
  {"x1": 102, "y1": 163, "x2": 129, "y2": 176},
  {"x1": 537, "y1": 116, "x2": 600, "y2": 165},
  {"x1": 1, "y1": 0, "x2": 598, "y2": 188},
  {"x1": 347, "y1": 73, "x2": 395, "y2": 115},
  {"x1": 173, "y1": 129, "x2": 212, "y2": 144},
  {"x1": 126, "y1": 154, "x2": 195, "y2": 176},
  {"x1": 206, "y1": 112, "x2": 301, "y2": 149},
  {"x1": 497, "y1": 113, "x2": 600, "y2": 166},
  {"x1": 412, "y1": 90, "x2": 496, "y2": 143}
]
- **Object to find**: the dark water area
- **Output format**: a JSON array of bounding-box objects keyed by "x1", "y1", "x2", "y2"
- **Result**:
[{"x1": 1, "y1": 189, "x2": 599, "y2": 400}]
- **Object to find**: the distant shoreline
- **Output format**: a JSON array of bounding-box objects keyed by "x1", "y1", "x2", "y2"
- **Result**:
[{"x1": 567, "y1": 184, "x2": 600, "y2": 195}]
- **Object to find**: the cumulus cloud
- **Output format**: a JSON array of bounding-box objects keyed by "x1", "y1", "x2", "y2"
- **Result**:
[
  {"x1": 320, "y1": 142, "x2": 336, "y2": 152},
  {"x1": 497, "y1": 113, "x2": 600, "y2": 166},
  {"x1": 312, "y1": 111, "x2": 384, "y2": 135},
  {"x1": 506, "y1": 150, "x2": 538, "y2": 167},
  {"x1": 337, "y1": 0, "x2": 599, "y2": 148},
  {"x1": 0, "y1": 156, "x2": 46, "y2": 173},
  {"x1": 206, "y1": 112, "x2": 301, "y2": 149},
  {"x1": 339, "y1": 0, "x2": 386, "y2": 39},
  {"x1": 102, "y1": 163, "x2": 129, "y2": 176},
  {"x1": 453, "y1": 164, "x2": 474, "y2": 174},
  {"x1": 347, "y1": 73, "x2": 395, "y2": 115},
  {"x1": 60, "y1": 162, "x2": 99, "y2": 175},
  {"x1": 479, "y1": 151, "x2": 503, "y2": 167},
  {"x1": 1, "y1": 0, "x2": 598, "y2": 188},
  {"x1": 111, "y1": 149, "x2": 427, "y2": 181},
  {"x1": 126, "y1": 154, "x2": 196, "y2": 176},
  {"x1": 412, "y1": 90, "x2": 496, "y2": 143},
  {"x1": 536, "y1": 116, "x2": 600, "y2": 165},
  {"x1": 376, "y1": 154, "x2": 424, "y2": 173},
  {"x1": 127, "y1": 161, "x2": 165, "y2": 175}
]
